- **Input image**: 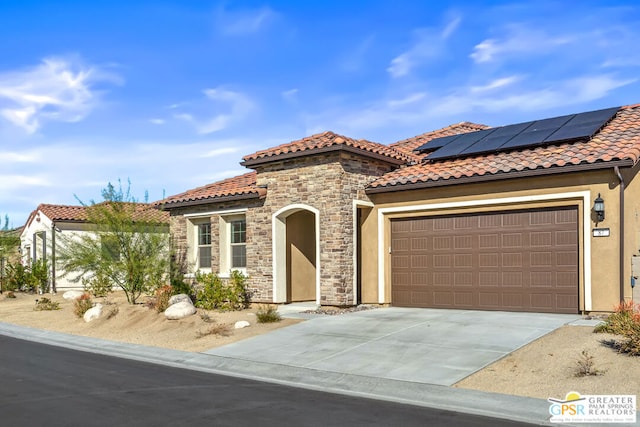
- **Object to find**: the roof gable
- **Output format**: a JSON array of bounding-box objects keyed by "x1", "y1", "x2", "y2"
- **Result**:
[{"x1": 241, "y1": 131, "x2": 414, "y2": 166}]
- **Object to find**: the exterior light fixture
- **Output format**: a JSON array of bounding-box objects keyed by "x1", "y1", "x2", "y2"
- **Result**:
[{"x1": 593, "y1": 193, "x2": 605, "y2": 222}]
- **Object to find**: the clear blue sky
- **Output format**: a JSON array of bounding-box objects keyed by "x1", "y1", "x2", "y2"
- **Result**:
[{"x1": 2, "y1": 1, "x2": 640, "y2": 226}]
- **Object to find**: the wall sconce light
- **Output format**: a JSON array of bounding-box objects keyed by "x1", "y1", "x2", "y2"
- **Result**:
[{"x1": 593, "y1": 193, "x2": 605, "y2": 222}]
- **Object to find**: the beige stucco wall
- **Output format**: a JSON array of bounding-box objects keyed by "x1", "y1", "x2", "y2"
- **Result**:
[
  {"x1": 286, "y1": 210, "x2": 316, "y2": 301},
  {"x1": 365, "y1": 167, "x2": 640, "y2": 313}
]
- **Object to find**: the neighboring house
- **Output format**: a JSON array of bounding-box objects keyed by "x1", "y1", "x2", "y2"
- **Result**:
[
  {"x1": 160, "y1": 104, "x2": 640, "y2": 313},
  {"x1": 20, "y1": 203, "x2": 169, "y2": 292}
]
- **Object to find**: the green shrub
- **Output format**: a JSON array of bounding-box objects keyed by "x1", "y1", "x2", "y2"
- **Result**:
[
  {"x1": 31, "y1": 259, "x2": 50, "y2": 294},
  {"x1": 595, "y1": 301, "x2": 640, "y2": 357},
  {"x1": 3, "y1": 260, "x2": 50, "y2": 293},
  {"x1": 594, "y1": 301, "x2": 640, "y2": 337},
  {"x1": 195, "y1": 270, "x2": 249, "y2": 311},
  {"x1": 256, "y1": 304, "x2": 281, "y2": 323},
  {"x1": 617, "y1": 331, "x2": 640, "y2": 356},
  {"x1": 34, "y1": 297, "x2": 60, "y2": 311},
  {"x1": 82, "y1": 272, "x2": 113, "y2": 298},
  {"x1": 4, "y1": 262, "x2": 31, "y2": 292},
  {"x1": 74, "y1": 293, "x2": 93, "y2": 318}
]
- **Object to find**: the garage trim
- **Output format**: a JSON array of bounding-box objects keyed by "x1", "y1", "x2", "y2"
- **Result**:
[{"x1": 377, "y1": 191, "x2": 592, "y2": 310}]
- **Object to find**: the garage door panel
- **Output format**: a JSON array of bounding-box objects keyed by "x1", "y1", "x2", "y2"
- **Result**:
[
  {"x1": 391, "y1": 207, "x2": 579, "y2": 313},
  {"x1": 479, "y1": 272, "x2": 499, "y2": 286},
  {"x1": 503, "y1": 271, "x2": 524, "y2": 286}
]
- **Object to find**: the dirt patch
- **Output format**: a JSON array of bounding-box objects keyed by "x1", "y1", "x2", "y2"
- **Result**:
[
  {"x1": 0, "y1": 291, "x2": 301, "y2": 353},
  {"x1": 455, "y1": 325, "x2": 640, "y2": 402}
]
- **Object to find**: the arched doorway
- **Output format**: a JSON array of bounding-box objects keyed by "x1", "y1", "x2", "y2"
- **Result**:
[{"x1": 272, "y1": 205, "x2": 320, "y2": 304}]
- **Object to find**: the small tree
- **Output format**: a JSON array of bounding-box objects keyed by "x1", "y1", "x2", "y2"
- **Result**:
[
  {"x1": 0, "y1": 215, "x2": 21, "y2": 292},
  {"x1": 58, "y1": 181, "x2": 169, "y2": 304}
]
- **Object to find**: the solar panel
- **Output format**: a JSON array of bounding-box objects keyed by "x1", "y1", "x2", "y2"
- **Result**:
[
  {"x1": 422, "y1": 106, "x2": 620, "y2": 162},
  {"x1": 500, "y1": 127, "x2": 561, "y2": 150},
  {"x1": 545, "y1": 122, "x2": 606, "y2": 142},
  {"x1": 545, "y1": 107, "x2": 619, "y2": 142},
  {"x1": 563, "y1": 107, "x2": 619, "y2": 126},
  {"x1": 459, "y1": 121, "x2": 534, "y2": 155},
  {"x1": 415, "y1": 134, "x2": 462, "y2": 153},
  {"x1": 427, "y1": 128, "x2": 497, "y2": 160}
]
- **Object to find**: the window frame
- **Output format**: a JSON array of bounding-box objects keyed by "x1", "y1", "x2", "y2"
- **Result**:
[{"x1": 197, "y1": 222, "x2": 212, "y2": 269}]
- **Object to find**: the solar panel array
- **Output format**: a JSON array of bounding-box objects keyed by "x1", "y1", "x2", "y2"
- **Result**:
[{"x1": 416, "y1": 107, "x2": 620, "y2": 161}]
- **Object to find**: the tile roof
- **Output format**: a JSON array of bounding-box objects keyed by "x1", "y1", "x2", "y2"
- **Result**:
[
  {"x1": 241, "y1": 131, "x2": 414, "y2": 166},
  {"x1": 389, "y1": 122, "x2": 490, "y2": 158},
  {"x1": 159, "y1": 172, "x2": 264, "y2": 208},
  {"x1": 25, "y1": 203, "x2": 169, "y2": 227},
  {"x1": 369, "y1": 105, "x2": 640, "y2": 191}
]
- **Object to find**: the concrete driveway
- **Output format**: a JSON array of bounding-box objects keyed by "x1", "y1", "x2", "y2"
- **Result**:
[{"x1": 206, "y1": 307, "x2": 580, "y2": 386}]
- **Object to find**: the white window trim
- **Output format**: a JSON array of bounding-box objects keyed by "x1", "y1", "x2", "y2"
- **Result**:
[
  {"x1": 184, "y1": 208, "x2": 247, "y2": 219},
  {"x1": 377, "y1": 191, "x2": 592, "y2": 310},
  {"x1": 189, "y1": 218, "x2": 212, "y2": 273},
  {"x1": 219, "y1": 214, "x2": 247, "y2": 277}
]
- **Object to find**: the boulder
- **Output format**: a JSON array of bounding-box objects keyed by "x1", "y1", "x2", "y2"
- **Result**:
[
  {"x1": 165, "y1": 301, "x2": 196, "y2": 320},
  {"x1": 168, "y1": 294, "x2": 192, "y2": 306},
  {"x1": 83, "y1": 303, "x2": 103, "y2": 323},
  {"x1": 234, "y1": 320, "x2": 251, "y2": 329},
  {"x1": 63, "y1": 290, "x2": 85, "y2": 301}
]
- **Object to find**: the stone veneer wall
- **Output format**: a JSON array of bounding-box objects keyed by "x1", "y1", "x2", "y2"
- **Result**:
[
  {"x1": 167, "y1": 199, "x2": 263, "y2": 285},
  {"x1": 248, "y1": 152, "x2": 396, "y2": 305}
]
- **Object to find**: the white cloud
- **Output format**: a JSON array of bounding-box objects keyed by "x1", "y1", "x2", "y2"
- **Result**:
[
  {"x1": 0, "y1": 57, "x2": 121, "y2": 133},
  {"x1": 201, "y1": 147, "x2": 238, "y2": 158},
  {"x1": 470, "y1": 76, "x2": 522, "y2": 93},
  {"x1": 174, "y1": 88, "x2": 255, "y2": 134},
  {"x1": 387, "y1": 15, "x2": 462, "y2": 78},
  {"x1": 149, "y1": 118, "x2": 165, "y2": 125},
  {"x1": 215, "y1": 5, "x2": 277, "y2": 36},
  {"x1": 281, "y1": 88, "x2": 298, "y2": 104},
  {"x1": 470, "y1": 25, "x2": 572, "y2": 64},
  {"x1": 308, "y1": 73, "x2": 636, "y2": 136}
]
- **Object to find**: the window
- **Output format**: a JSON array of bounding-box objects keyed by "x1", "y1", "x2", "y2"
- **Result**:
[
  {"x1": 198, "y1": 223, "x2": 212, "y2": 268},
  {"x1": 230, "y1": 219, "x2": 246, "y2": 268}
]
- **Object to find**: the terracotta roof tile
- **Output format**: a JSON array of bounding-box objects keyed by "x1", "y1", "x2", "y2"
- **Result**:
[
  {"x1": 370, "y1": 105, "x2": 640, "y2": 190},
  {"x1": 242, "y1": 131, "x2": 414, "y2": 165},
  {"x1": 159, "y1": 172, "x2": 263, "y2": 207},
  {"x1": 389, "y1": 122, "x2": 490, "y2": 158},
  {"x1": 25, "y1": 203, "x2": 168, "y2": 227}
]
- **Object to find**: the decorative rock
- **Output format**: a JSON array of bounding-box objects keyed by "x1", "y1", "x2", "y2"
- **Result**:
[
  {"x1": 63, "y1": 290, "x2": 85, "y2": 301},
  {"x1": 164, "y1": 301, "x2": 196, "y2": 320},
  {"x1": 83, "y1": 303, "x2": 103, "y2": 323},
  {"x1": 234, "y1": 320, "x2": 250, "y2": 329},
  {"x1": 168, "y1": 294, "x2": 192, "y2": 306}
]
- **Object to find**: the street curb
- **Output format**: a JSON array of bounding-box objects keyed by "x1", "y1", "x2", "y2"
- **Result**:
[{"x1": 1, "y1": 322, "x2": 636, "y2": 426}]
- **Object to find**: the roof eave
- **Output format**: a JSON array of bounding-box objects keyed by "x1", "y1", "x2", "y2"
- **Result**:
[
  {"x1": 366, "y1": 159, "x2": 635, "y2": 194},
  {"x1": 159, "y1": 191, "x2": 264, "y2": 210},
  {"x1": 241, "y1": 145, "x2": 409, "y2": 167}
]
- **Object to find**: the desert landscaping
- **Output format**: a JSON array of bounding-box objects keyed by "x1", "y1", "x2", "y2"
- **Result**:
[{"x1": 0, "y1": 290, "x2": 639, "y2": 405}]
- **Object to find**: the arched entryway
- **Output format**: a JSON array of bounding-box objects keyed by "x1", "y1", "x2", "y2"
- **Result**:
[{"x1": 272, "y1": 204, "x2": 320, "y2": 304}]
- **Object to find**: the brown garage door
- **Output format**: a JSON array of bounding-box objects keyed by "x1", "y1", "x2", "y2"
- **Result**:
[{"x1": 391, "y1": 207, "x2": 579, "y2": 313}]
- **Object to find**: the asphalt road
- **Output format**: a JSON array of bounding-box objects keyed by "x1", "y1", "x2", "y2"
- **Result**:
[{"x1": 0, "y1": 335, "x2": 533, "y2": 427}]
